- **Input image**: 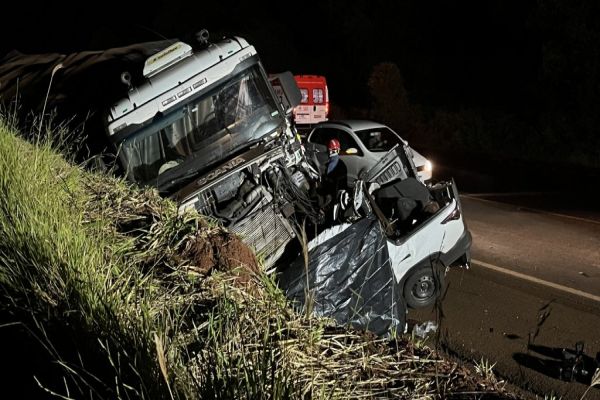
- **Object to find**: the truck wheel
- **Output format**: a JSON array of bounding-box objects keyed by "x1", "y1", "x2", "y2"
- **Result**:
[{"x1": 403, "y1": 265, "x2": 445, "y2": 309}]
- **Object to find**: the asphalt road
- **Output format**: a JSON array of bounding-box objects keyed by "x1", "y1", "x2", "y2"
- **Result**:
[{"x1": 410, "y1": 193, "x2": 600, "y2": 400}]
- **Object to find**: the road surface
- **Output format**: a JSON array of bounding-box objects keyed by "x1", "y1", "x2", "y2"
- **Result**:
[{"x1": 410, "y1": 193, "x2": 600, "y2": 400}]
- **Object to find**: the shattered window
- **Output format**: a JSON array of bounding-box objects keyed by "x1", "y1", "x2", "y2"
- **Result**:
[{"x1": 118, "y1": 64, "x2": 282, "y2": 191}]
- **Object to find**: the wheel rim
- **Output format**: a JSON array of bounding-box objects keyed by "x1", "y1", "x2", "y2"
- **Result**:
[{"x1": 412, "y1": 275, "x2": 435, "y2": 299}]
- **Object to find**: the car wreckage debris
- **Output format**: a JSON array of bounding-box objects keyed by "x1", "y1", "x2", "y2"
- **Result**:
[
  {"x1": 412, "y1": 320, "x2": 439, "y2": 339},
  {"x1": 558, "y1": 341, "x2": 600, "y2": 383}
]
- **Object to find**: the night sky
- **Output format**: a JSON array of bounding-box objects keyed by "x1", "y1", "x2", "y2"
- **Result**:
[
  {"x1": 0, "y1": 0, "x2": 540, "y2": 109},
  {"x1": 2, "y1": 0, "x2": 599, "y2": 175}
]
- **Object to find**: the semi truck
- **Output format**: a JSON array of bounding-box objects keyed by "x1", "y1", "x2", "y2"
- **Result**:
[
  {"x1": 105, "y1": 33, "x2": 318, "y2": 268},
  {"x1": 103, "y1": 33, "x2": 470, "y2": 310}
]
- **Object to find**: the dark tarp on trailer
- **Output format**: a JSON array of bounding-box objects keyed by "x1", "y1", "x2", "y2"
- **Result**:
[
  {"x1": 277, "y1": 217, "x2": 406, "y2": 337},
  {"x1": 0, "y1": 40, "x2": 174, "y2": 116},
  {"x1": 0, "y1": 40, "x2": 174, "y2": 157}
]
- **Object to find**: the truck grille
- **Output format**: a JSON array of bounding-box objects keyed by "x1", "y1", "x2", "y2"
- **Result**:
[{"x1": 230, "y1": 201, "x2": 295, "y2": 269}]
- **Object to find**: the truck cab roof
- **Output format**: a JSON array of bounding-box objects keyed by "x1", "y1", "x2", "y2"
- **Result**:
[{"x1": 107, "y1": 37, "x2": 256, "y2": 135}]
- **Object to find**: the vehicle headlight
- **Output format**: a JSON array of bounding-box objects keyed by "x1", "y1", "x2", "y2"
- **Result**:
[
  {"x1": 417, "y1": 160, "x2": 433, "y2": 173},
  {"x1": 425, "y1": 160, "x2": 433, "y2": 173}
]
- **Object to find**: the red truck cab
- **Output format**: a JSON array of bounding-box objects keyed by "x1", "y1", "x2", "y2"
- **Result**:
[{"x1": 292, "y1": 75, "x2": 329, "y2": 127}]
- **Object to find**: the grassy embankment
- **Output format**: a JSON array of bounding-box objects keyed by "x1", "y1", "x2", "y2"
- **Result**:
[{"x1": 0, "y1": 115, "x2": 512, "y2": 399}]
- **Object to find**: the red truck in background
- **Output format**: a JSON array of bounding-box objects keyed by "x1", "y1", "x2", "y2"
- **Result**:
[{"x1": 292, "y1": 75, "x2": 329, "y2": 128}]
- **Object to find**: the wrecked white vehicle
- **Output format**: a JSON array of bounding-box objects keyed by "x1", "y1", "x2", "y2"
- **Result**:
[
  {"x1": 278, "y1": 142, "x2": 471, "y2": 336},
  {"x1": 105, "y1": 35, "x2": 319, "y2": 268},
  {"x1": 363, "y1": 145, "x2": 472, "y2": 309}
]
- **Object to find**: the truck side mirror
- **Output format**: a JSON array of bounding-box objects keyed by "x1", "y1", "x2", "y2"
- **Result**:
[{"x1": 268, "y1": 71, "x2": 301, "y2": 114}]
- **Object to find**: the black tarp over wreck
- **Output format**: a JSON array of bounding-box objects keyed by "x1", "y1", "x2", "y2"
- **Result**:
[{"x1": 277, "y1": 217, "x2": 406, "y2": 337}]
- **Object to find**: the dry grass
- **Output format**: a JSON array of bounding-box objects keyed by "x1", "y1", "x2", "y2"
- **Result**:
[{"x1": 0, "y1": 114, "x2": 515, "y2": 399}]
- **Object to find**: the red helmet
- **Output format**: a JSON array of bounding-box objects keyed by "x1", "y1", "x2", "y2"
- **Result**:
[{"x1": 327, "y1": 138, "x2": 341, "y2": 151}]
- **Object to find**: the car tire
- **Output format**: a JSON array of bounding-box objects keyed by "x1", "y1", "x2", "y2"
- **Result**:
[{"x1": 403, "y1": 264, "x2": 445, "y2": 309}]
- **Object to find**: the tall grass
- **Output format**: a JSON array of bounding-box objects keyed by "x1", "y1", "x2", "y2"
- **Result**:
[
  {"x1": 0, "y1": 115, "x2": 513, "y2": 399},
  {"x1": 0, "y1": 117, "x2": 174, "y2": 397}
]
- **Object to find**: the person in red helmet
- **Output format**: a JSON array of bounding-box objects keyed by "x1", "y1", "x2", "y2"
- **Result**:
[
  {"x1": 324, "y1": 138, "x2": 347, "y2": 191},
  {"x1": 326, "y1": 138, "x2": 341, "y2": 173},
  {"x1": 309, "y1": 138, "x2": 348, "y2": 220}
]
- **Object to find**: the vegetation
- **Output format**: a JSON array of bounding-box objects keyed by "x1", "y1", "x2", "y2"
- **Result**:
[
  {"x1": 0, "y1": 115, "x2": 513, "y2": 398},
  {"x1": 364, "y1": 60, "x2": 600, "y2": 173}
]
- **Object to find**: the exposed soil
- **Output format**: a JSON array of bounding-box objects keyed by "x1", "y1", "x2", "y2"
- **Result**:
[{"x1": 184, "y1": 230, "x2": 259, "y2": 284}]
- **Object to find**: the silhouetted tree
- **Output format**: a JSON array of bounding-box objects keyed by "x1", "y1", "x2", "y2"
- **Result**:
[{"x1": 367, "y1": 62, "x2": 422, "y2": 144}]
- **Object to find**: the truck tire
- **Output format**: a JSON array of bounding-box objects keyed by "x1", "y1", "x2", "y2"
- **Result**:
[{"x1": 403, "y1": 264, "x2": 445, "y2": 309}]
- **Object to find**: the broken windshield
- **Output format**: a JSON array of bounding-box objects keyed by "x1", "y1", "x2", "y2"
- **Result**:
[{"x1": 117, "y1": 64, "x2": 283, "y2": 191}]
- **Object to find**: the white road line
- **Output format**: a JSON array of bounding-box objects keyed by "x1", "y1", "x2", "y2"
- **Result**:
[
  {"x1": 473, "y1": 259, "x2": 600, "y2": 303},
  {"x1": 461, "y1": 194, "x2": 600, "y2": 226}
]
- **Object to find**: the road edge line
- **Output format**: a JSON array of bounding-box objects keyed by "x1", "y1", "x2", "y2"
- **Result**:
[{"x1": 472, "y1": 259, "x2": 600, "y2": 303}]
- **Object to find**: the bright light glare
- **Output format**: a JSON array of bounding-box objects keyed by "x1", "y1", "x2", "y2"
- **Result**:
[{"x1": 425, "y1": 160, "x2": 433, "y2": 172}]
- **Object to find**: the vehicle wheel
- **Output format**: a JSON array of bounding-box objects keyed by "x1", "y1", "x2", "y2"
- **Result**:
[{"x1": 403, "y1": 264, "x2": 445, "y2": 309}]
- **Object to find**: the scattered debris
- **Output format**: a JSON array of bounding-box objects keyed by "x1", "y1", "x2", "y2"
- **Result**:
[
  {"x1": 529, "y1": 301, "x2": 553, "y2": 344},
  {"x1": 412, "y1": 320, "x2": 438, "y2": 338},
  {"x1": 514, "y1": 341, "x2": 600, "y2": 386},
  {"x1": 559, "y1": 341, "x2": 600, "y2": 383}
]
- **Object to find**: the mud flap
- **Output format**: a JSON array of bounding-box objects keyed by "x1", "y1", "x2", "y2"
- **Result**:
[{"x1": 276, "y1": 217, "x2": 407, "y2": 337}]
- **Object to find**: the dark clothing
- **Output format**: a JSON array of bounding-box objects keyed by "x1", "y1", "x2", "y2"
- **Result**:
[
  {"x1": 324, "y1": 155, "x2": 348, "y2": 195},
  {"x1": 326, "y1": 154, "x2": 339, "y2": 174},
  {"x1": 311, "y1": 155, "x2": 348, "y2": 218}
]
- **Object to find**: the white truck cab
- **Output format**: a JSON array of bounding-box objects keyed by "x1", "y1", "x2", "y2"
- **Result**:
[{"x1": 106, "y1": 35, "x2": 314, "y2": 267}]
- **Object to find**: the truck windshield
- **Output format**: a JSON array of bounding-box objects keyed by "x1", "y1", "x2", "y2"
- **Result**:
[{"x1": 118, "y1": 65, "x2": 282, "y2": 190}]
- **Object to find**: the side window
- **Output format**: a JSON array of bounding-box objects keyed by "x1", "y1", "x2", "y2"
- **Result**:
[
  {"x1": 355, "y1": 127, "x2": 402, "y2": 152},
  {"x1": 299, "y1": 88, "x2": 309, "y2": 104},
  {"x1": 313, "y1": 88, "x2": 324, "y2": 104},
  {"x1": 336, "y1": 131, "x2": 361, "y2": 154},
  {"x1": 308, "y1": 128, "x2": 331, "y2": 146},
  {"x1": 309, "y1": 128, "x2": 362, "y2": 155}
]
